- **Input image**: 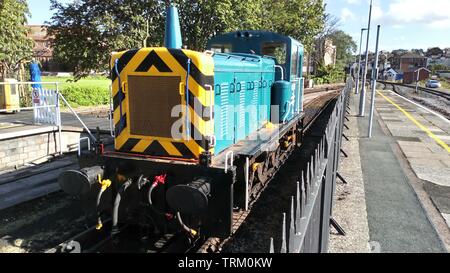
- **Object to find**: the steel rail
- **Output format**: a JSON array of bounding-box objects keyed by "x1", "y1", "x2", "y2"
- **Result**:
[{"x1": 379, "y1": 81, "x2": 450, "y2": 101}]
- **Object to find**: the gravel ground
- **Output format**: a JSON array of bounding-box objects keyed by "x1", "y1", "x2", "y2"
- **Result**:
[
  {"x1": 0, "y1": 191, "x2": 87, "y2": 253},
  {"x1": 328, "y1": 92, "x2": 371, "y2": 253}
]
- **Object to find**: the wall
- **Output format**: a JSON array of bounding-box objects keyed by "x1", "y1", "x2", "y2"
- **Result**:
[
  {"x1": 403, "y1": 70, "x2": 430, "y2": 84},
  {"x1": 0, "y1": 130, "x2": 83, "y2": 171},
  {"x1": 400, "y1": 58, "x2": 427, "y2": 73}
]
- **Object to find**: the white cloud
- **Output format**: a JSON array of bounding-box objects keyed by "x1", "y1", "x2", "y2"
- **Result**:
[
  {"x1": 372, "y1": 4, "x2": 383, "y2": 21},
  {"x1": 346, "y1": 0, "x2": 361, "y2": 4},
  {"x1": 341, "y1": 8, "x2": 355, "y2": 22},
  {"x1": 384, "y1": 0, "x2": 450, "y2": 29},
  {"x1": 392, "y1": 24, "x2": 404, "y2": 29}
]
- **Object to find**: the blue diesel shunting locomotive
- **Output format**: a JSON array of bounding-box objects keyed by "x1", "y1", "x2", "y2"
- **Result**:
[{"x1": 58, "y1": 6, "x2": 306, "y2": 239}]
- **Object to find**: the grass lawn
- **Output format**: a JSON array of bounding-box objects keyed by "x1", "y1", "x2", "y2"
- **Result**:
[
  {"x1": 41, "y1": 76, "x2": 110, "y2": 90},
  {"x1": 40, "y1": 76, "x2": 111, "y2": 107},
  {"x1": 439, "y1": 79, "x2": 450, "y2": 90}
]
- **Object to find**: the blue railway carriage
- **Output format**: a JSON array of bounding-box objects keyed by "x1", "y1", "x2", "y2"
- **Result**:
[{"x1": 58, "y1": 7, "x2": 306, "y2": 240}]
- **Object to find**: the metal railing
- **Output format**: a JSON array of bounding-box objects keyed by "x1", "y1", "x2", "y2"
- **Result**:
[
  {"x1": 0, "y1": 81, "x2": 96, "y2": 156},
  {"x1": 270, "y1": 79, "x2": 351, "y2": 253}
]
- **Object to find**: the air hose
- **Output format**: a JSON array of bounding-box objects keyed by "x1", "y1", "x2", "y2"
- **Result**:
[
  {"x1": 111, "y1": 179, "x2": 133, "y2": 235},
  {"x1": 95, "y1": 176, "x2": 111, "y2": 230},
  {"x1": 147, "y1": 174, "x2": 167, "y2": 206},
  {"x1": 176, "y1": 212, "x2": 197, "y2": 237}
]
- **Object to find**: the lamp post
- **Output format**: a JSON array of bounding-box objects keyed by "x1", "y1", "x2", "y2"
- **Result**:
[
  {"x1": 359, "y1": 0, "x2": 373, "y2": 117},
  {"x1": 368, "y1": 25, "x2": 381, "y2": 138},
  {"x1": 355, "y1": 28, "x2": 368, "y2": 94},
  {"x1": 414, "y1": 67, "x2": 431, "y2": 93}
]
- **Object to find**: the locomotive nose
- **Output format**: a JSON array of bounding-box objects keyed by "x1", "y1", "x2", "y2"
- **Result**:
[{"x1": 166, "y1": 177, "x2": 211, "y2": 215}]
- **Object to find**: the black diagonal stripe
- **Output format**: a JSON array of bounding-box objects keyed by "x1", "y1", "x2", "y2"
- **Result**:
[
  {"x1": 135, "y1": 50, "x2": 172, "y2": 73},
  {"x1": 111, "y1": 49, "x2": 139, "y2": 82},
  {"x1": 113, "y1": 93, "x2": 121, "y2": 111},
  {"x1": 190, "y1": 122, "x2": 207, "y2": 149},
  {"x1": 111, "y1": 50, "x2": 139, "y2": 112},
  {"x1": 188, "y1": 89, "x2": 211, "y2": 122},
  {"x1": 167, "y1": 49, "x2": 214, "y2": 87},
  {"x1": 143, "y1": 141, "x2": 169, "y2": 156},
  {"x1": 114, "y1": 114, "x2": 127, "y2": 137},
  {"x1": 172, "y1": 142, "x2": 196, "y2": 159},
  {"x1": 119, "y1": 138, "x2": 140, "y2": 152}
]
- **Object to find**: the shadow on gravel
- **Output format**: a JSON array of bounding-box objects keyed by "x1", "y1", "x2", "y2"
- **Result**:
[{"x1": 0, "y1": 191, "x2": 88, "y2": 253}]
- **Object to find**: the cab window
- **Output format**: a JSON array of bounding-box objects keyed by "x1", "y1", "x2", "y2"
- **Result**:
[
  {"x1": 210, "y1": 44, "x2": 232, "y2": 53},
  {"x1": 262, "y1": 42, "x2": 286, "y2": 65}
]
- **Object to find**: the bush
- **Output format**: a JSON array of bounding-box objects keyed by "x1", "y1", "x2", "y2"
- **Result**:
[
  {"x1": 59, "y1": 85, "x2": 109, "y2": 107},
  {"x1": 312, "y1": 64, "x2": 345, "y2": 84}
]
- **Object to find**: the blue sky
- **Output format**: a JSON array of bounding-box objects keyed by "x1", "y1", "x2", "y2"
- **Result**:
[
  {"x1": 27, "y1": 0, "x2": 450, "y2": 52},
  {"x1": 324, "y1": 0, "x2": 450, "y2": 51}
]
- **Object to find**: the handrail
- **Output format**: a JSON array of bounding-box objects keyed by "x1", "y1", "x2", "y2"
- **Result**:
[
  {"x1": 224, "y1": 151, "x2": 234, "y2": 173},
  {"x1": 0, "y1": 81, "x2": 61, "y2": 85},
  {"x1": 78, "y1": 137, "x2": 91, "y2": 156},
  {"x1": 245, "y1": 157, "x2": 249, "y2": 211},
  {"x1": 204, "y1": 84, "x2": 214, "y2": 136},
  {"x1": 274, "y1": 65, "x2": 285, "y2": 81},
  {"x1": 108, "y1": 85, "x2": 114, "y2": 137},
  {"x1": 0, "y1": 105, "x2": 56, "y2": 113},
  {"x1": 58, "y1": 93, "x2": 96, "y2": 141}
]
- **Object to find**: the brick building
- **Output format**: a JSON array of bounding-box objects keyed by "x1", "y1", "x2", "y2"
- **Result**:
[
  {"x1": 26, "y1": 25, "x2": 68, "y2": 72},
  {"x1": 392, "y1": 52, "x2": 427, "y2": 73}
]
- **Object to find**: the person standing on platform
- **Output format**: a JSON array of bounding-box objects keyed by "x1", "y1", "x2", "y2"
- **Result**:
[{"x1": 29, "y1": 58, "x2": 42, "y2": 89}]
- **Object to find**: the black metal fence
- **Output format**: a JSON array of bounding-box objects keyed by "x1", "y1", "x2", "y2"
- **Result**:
[{"x1": 270, "y1": 79, "x2": 352, "y2": 253}]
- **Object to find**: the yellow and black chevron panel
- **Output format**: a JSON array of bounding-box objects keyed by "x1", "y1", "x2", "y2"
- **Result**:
[{"x1": 110, "y1": 47, "x2": 214, "y2": 161}]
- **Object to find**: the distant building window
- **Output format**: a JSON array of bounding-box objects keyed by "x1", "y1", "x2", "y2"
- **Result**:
[{"x1": 262, "y1": 42, "x2": 286, "y2": 65}]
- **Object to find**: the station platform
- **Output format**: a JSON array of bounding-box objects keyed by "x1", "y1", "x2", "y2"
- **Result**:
[
  {"x1": 0, "y1": 109, "x2": 110, "y2": 134},
  {"x1": 0, "y1": 109, "x2": 111, "y2": 171},
  {"x1": 330, "y1": 88, "x2": 450, "y2": 253}
]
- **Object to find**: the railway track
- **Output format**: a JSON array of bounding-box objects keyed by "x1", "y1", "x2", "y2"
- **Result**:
[
  {"x1": 0, "y1": 86, "x2": 344, "y2": 253},
  {"x1": 304, "y1": 83, "x2": 345, "y2": 95},
  {"x1": 379, "y1": 81, "x2": 450, "y2": 101}
]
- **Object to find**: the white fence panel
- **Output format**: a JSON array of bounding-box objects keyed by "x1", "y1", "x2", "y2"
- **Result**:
[{"x1": 32, "y1": 88, "x2": 59, "y2": 125}]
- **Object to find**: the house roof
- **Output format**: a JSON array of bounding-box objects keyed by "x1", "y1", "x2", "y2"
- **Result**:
[{"x1": 400, "y1": 52, "x2": 426, "y2": 59}]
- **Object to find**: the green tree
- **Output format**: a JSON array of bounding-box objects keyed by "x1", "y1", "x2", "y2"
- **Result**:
[
  {"x1": 48, "y1": 0, "x2": 326, "y2": 78},
  {"x1": 159, "y1": 0, "x2": 264, "y2": 51},
  {"x1": 329, "y1": 30, "x2": 356, "y2": 67},
  {"x1": 261, "y1": 0, "x2": 325, "y2": 52},
  {"x1": 47, "y1": 0, "x2": 165, "y2": 79},
  {"x1": 0, "y1": 0, "x2": 33, "y2": 78}
]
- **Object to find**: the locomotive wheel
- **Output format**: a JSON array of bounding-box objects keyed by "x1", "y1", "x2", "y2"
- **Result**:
[
  {"x1": 255, "y1": 161, "x2": 269, "y2": 183},
  {"x1": 269, "y1": 147, "x2": 281, "y2": 169}
]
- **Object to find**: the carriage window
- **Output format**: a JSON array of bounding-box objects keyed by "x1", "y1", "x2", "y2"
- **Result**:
[
  {"x1": 210, "y1": 44, "x2": 232, "y2": 53},
  {"x1": 262, "y1": 42, "x2": 286, "y2": 65}
]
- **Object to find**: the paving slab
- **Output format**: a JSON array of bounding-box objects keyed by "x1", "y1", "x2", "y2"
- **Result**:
[
  {"x1": 376, "y1": 90, "x2": 450, "y2": 190},
  {"x1": 358, "y1": 90, "x2": 446, "y2": 252}
]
